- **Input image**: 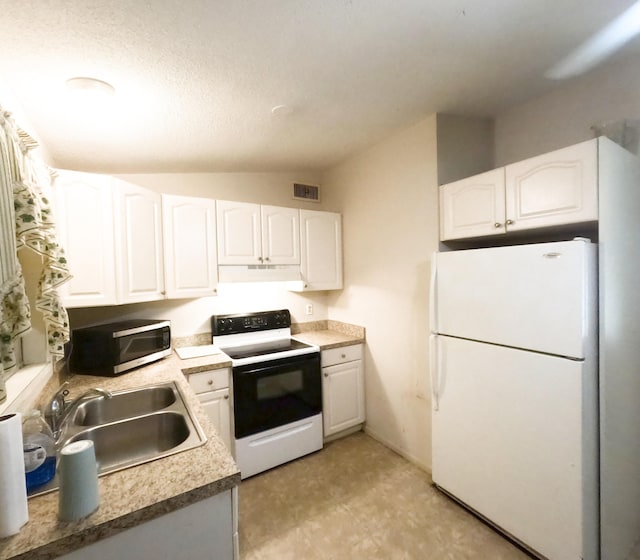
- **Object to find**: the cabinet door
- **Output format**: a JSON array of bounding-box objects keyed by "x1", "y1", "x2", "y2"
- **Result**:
[
  {"x1": 439, "y1": 168, "x2": 506, "y2": 240},
  {"x1": 298, "y1": 210, "x2": 342, "y2": 290},
  {"x1": 114, "y1": 180, "x2": 165, "y2": 303},
  {"x1": 199, "y1": 388, "x2": 232, "y2": 451},
  {"x1": 54, "y1": 170, "x2": 117, "y2": 307},
  {"x1": 162, "y1": 194, "x2": 218, "y2": 299},
  {"x1": 322, "y1": 359, "x2": 364, "y2": 437},
  {"x1": 505, "y1": 139, "x2": 598, "y2": 231},
  {"x1": 216, "y1": 200, "x2": 262, "y2": 265},
  {"x1": 261, "y1": 205, "x2": 300, "y2": 265}
]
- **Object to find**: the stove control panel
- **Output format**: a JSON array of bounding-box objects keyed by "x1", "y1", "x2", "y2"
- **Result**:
[{"x1": 212, "y1": 309, "x2": 291, "y2": 336}]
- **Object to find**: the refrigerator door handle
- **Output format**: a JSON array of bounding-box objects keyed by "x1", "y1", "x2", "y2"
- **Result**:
[
  {"x1": 429, "y1": 334, "x2": 439, "y2": 411},
  {"x1": 429, "y1": 252, "x2": 438, "y2": 333}
]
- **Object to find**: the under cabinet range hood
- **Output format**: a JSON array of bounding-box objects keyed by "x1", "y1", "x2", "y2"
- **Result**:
[{"x1": 217, "y1": 264, "x2": 301, "y2": 283}]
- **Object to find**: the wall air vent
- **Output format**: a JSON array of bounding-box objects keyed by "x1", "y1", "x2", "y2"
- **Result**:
[{"x1": 293, "y1": 183, "x2": 320, "y2": 202}]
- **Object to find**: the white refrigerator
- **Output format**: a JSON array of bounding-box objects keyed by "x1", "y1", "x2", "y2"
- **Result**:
[{"x1": 430, "y1": 239, "x2": 599, "y2": 560}]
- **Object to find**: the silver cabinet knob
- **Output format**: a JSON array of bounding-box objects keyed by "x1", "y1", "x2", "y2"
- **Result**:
[
  {"x1": 258, "y1": 256, "x2": 264, "y2": 263},
  {"x1": 324, "y1": 372, "x2": 329, "y2": 377},
  {"x1": 506, "y1": 219, "x2": 514, "y2": 225},
  {"x1": 494, "y1": 222, "x2": 502, "y2": 228},
  {"x1": 207, "y1": 379, "x2": 214, "y2": 385},
  {"x1": 224, "y1": 394, "x2": 229, "y2": 400},
  {"x1": 341, "y1": 354, "x2": 346, "y2": 359},
  {"x1": 264, "y1": 257, "x2": 270, "y2": 262}
]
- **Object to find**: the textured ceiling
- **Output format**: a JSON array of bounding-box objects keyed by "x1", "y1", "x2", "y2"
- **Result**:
[{"x1": 0, "y1": 1, "x2": 639, "y2": 173}]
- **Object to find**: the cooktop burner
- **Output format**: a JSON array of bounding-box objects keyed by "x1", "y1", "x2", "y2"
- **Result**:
[
  {"x1": 220, "y1": 338, "x2": 314, "y2": 360},
  {"x1": 211, "y1": 309, "x2": 319, "y2": 365}
]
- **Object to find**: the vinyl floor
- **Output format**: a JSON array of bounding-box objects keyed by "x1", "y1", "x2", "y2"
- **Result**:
[{"x1": 238, "y1": 431, "x2": 532, "y2": 559}]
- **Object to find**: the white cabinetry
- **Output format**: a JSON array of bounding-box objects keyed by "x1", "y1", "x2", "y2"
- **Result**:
[
  {"x1": 54, "y1": 170, "x2": 118, "y2": 307},
  {"x1": 321, "y1": 344, "x2": 364, "y2": 440},
  {"x1": 162, "y1": 194, "x2": 218, "y2": 299},
  {"x1": 59, "y1": 489, "x2": 237, "y2": 560},
  {"x1": 216, "y1": 200, "x2": 299, "y2": 265},
  {"x1": 439, "y1": 168, "x2": 506, "y2": 240},
  {"x1": 114, "y1": 180, "x2": 165, "y2": 304},
  {"x1": 440, "y1": 139, "x2": 598, "y2": 241},
  {"x1": 55, "y1": 173, "x2": 165, "y2": 306},
  {"x1": 187, "y1": 368, "x2": 232, "y2": 451},
  {"x1": 292, "y1": 209, "x2": 342, "y2": 291}
]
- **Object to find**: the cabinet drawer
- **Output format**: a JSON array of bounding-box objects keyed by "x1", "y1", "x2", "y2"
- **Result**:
[
  {"x1": 188, "y1": 368, "x2": 230, "y2": 394},
  {"x1": 321, "y1": 344, "x2": 363, "y2": 367}
]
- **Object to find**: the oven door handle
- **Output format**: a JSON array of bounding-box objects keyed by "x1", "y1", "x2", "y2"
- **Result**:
[{"x1": 246, "y1": 420, "x2": 316, "y2": 447}]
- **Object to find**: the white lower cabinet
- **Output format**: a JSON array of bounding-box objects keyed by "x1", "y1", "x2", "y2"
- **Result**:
[
  {"x1": 321, "y1": 344, "x2": 365, "y2": 439},
  {"x1": 59, "y1": 489, "x2": 237, "y2": 560},
  {"x1": 188, "y1": 368, "x2": 232, "y2": 452}
]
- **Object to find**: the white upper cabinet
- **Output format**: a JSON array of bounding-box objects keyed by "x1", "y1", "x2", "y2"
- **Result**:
[
  {"x1": 162, "y1": 194, "x2": 218, "y2": 299},
  {"x1": 216, "y1": 200, "x2": 300, "y2": 265},
  {"x1": 505, "y1": 139, "x2": 598, "y2": 232},
  {"x1": 295, "y1": 209, "x2": 342, "y2": 291},
  {"x1": 261, "y1": 205, "x2": 300, "y2": 264},
  {"x1": 216, "y1": 200, "x2": 262, "y2": 265},
  {"x1": 54, "y1": 170, "x2": 118, "y2": 307},
  {"x1": 439, "y1": 168, "x2": 506, "y2": 240},
  {"x1": 114, "y1": 180, "x2": 165, "y2": 304},
  {"x1": 440, "y1": 139, "x2": 599, "y2": 241},
  {"x1": 55, "y1": 174, "x2": 165, "y2": 306}
]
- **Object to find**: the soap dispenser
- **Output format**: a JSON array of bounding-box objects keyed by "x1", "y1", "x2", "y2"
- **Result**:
[{"x1": 22, "y1": 410, "x2": 56, "y2": 492}]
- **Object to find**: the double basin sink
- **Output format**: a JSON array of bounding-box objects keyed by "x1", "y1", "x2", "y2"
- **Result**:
[{"x1": 29, "y1": 381, "x2": 207, "y2": 497}]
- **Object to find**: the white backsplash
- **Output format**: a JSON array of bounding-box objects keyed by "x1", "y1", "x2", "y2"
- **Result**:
[{"x1": 67, "y1": 282, "x2": 329, "y2": 337}]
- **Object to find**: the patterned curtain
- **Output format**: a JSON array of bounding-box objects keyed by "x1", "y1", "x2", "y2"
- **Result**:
[{"x1": 0, "y1": 106, "x2": 71, "y2": 384}]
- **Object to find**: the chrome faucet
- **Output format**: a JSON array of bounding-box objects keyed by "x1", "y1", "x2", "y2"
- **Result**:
[{"x1": 45, "y1": 381, "x2": 112, "y2": 442}]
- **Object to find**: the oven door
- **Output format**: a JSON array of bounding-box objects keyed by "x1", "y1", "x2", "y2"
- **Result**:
[{"x1": 232, "y1": 352, "x2": 321, "y2": 439}]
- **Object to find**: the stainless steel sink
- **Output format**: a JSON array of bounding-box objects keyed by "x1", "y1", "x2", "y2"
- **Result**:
[
  {"x1": 28, "y1": 381, "x2": 206, "y2": 498},
  {"x1": 71, "y1": 384, "x2": 177, "y2": 426},
  {"x1": 66, "y1": 411, "x2": 192, "y2": 472}
]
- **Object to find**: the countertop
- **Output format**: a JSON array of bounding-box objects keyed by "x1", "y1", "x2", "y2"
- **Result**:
[
  {"x1": 0, "y1": 321, "x2": 364, "y2": 559},
  {"x1": 291, "y1": 319, "x2": 365, "y2": 350},
  {"x1": 0, "y1": 355, "x2": 240, "y2": 560}
]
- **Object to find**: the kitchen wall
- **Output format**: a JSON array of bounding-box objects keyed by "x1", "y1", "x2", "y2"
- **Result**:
[
  {"x1": 67, "y1": 170, "x2": 332, "y2": 336},
  {"x1": 321, "y1": 115, "x2": 439, "y2": 469},
  {"x1": 495, "y1": 55, "x2": 640, "y2": 166}
]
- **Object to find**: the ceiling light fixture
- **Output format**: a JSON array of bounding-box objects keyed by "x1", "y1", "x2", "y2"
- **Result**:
[
  {"x1": 271, "y1": 104, "x2": 294, "y2": 117},
  {"x1": 65, "y1": 77, "x2": 115, "y2": 98}
]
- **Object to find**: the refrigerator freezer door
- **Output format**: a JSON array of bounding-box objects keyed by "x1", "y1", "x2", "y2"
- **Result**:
[
  {"x1": 434, "y1": 240, "x2": 596, "y2": 359},
  {"x1": 432, "y1": 335, "x2": 597, "y2": 560}
]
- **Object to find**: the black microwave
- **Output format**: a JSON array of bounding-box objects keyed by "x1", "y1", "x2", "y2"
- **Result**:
[{"x1": 69, "y1": 319, "x2": 171, "y2": 376}]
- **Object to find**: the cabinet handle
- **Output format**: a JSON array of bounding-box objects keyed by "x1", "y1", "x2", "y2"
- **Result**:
[
  {"x1": 207, "y1": 379, "x2": 214, "y2": 385},
  {"x1": 341, "y1": 354, "x2": 346, "y2": 359},
  {"x1": 324, "y1": 373, "x2": 328, "y2": 377},
  {"x1": 506, "y1": 219, "x2": 514, "y2": 225},
  {"x1": 224, "y1": 395, "x2": 229, "y2": 400},
  {"x1": 494, "y1": 222, "x2": 502, "y2": 228}
]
